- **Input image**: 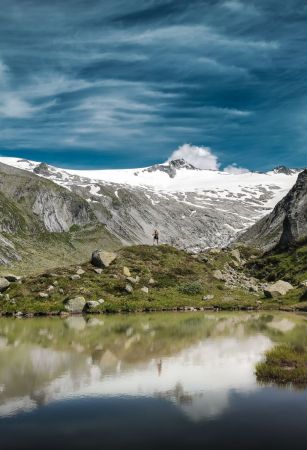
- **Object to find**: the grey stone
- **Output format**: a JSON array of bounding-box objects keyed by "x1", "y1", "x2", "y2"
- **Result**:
[
  {"x1": 264, "y1": 280, "x2": 294, "y2": 298},
  {"x1": 123, "y1": 266, "x2": 131, "y2": 277},
  {"x1": 64, "y1": 296, "x2": 86, "y2": 313},
  {"x1": 127, "y1": 276, "x2": 138, "y2": 284},
  {"x1": 91, "y1": 250, "x2": 117, "y2": 268},
  {"x1": 212, "y1": 270, "x2": 225, "y2": 281},
  {"x1": 70, "y1": 274, "x2": 81, "y2": 280},
  {"x1": 125, "y1": 284, "x2": 133, "y2": 293},
  {"x1": 0, "y1": 278, "x2": 10, "y2": 293},
  {"x1": 76, "y1": 268, "x2": 85, "y2": 275},
  {"x1": 94, "y1": 268, "x2": 103, "y2": 274},
  {"x1": 141, "y1": 286, "x2": 149, "y2": 294},
  {"x1": 203, "y1": 294, "x2": 214, "y2": 301},
  {"x1": 230, "y1": 249, "x2": 241, "y2": 262},
  {"x1": 39, "y1": 292, "x2": 49, "y2": 299}
]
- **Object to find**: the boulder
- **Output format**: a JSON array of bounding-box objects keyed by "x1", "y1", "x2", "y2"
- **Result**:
[
  {"x1": 264, "y1": 280, "x2": 294, "y2": 298},
  {"x1": 70, "y1": 274, "x2": 80, "y2": 280},
  {"x1": 0, "y1": 278, "x2": 10, "y2": 293},
  {"x1": 64, "y1": 296, "x2": 86, "y2": 313},
  {"x1": 230, "y1": 249, "x2": 241, "y2": 262},
  {"x1": 76, "y1": 268, "x2": 85, "y2": 276},
  {"x1": 127, "y1": 276, "x2": 138, "y2": 284},
  {"x1": 125, "y1": 284, "x2": 133, "y2": 293},
  {"x1": 91, "y1": 250, "x2": 117, "y2": 268},
  {"x1": 84, "y1": 300, "x2": 100, "y2": 310},
  {"x1": 123, "y1": 266, "x2": 131, "y2": 277},
  {"x1": 203, "y1": 294, "x2": 214, "y2": 301},
  {"x1": 141, "y1": 286, "x2": 149, "y2": 294},
  {"x1": 3, "y1": 274, "x2": 21, "y2": 282},
  {"x1": 94, "y1": 268, "x2": 103, "y2": 274},
  {"x1": 212, "y1": 270, "x2": 225, "y2": 281}
]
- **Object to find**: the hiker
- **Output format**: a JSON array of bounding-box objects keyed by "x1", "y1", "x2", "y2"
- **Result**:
[{"x1": 153, "y1": 229, "x2": 159, "y2": 245}]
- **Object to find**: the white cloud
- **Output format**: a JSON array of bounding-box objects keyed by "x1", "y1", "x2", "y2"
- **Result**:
[
  {"x1": 167, "y1": 144, "x2": 220, "y2": 170},
  {"x1": 223, "y1": 163, "x2": 250, "y2": 174}
]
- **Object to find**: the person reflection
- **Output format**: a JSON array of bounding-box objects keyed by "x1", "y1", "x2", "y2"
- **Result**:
[{"x1": 157, "y1": 359, "x2": 162, "y2": 376}]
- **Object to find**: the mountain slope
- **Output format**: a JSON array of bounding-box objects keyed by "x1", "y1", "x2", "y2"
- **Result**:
[
  {"x1": 0, "y1": 162, "x2": 120, "y2": 269},
  {"x1": 0, "y1": 157, "x2": 300, "y2": 252},
  {"x1": 238, "y1": 169, "x2": 307, "y2": 251}
]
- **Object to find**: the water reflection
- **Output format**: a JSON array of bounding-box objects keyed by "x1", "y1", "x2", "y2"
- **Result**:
[{"x1": 0, "y1": 312, "x2": 306, "y2": 420}]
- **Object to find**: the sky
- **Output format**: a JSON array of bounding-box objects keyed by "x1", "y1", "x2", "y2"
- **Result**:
[{"x1": 0, "y1": 0, "x2": 306, "y2": 170}]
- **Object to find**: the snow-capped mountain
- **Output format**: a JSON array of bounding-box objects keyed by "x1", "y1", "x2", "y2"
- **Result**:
[{"x1": 0, "y1": 156, "x2": 301, "y2": 252}]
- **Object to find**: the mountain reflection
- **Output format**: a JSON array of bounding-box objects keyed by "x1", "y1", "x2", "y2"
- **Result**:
[{"x1": 0, "y1": 312, "x2": 306, "y2": 420}]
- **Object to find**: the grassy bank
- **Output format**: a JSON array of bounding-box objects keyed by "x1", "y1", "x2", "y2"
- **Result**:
[{"x1": 256, "y1": 344, "x2": 307, "y2": 386}]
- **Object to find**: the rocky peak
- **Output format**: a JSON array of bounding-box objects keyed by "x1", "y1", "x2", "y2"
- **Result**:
[
  {"x1": 141, "y1": 158, "x2": 198, "y2": 178},
  {"x1": 273, "y1": 165, "x2": 298, "y2": 175}
]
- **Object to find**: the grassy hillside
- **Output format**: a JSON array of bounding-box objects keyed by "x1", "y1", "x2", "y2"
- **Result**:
[{"x1": 0, "y1": 244, "x2": 301, "y2": 316}]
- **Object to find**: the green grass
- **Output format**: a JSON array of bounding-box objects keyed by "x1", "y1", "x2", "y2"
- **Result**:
[
  {"x1": 0, "y1": 244, "x2": 263, "y2": 315},
  {"x1": 256, "y1": 344, "x2": 307, "y2": 385}
]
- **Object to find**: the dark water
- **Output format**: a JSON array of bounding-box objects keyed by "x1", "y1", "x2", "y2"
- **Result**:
[{"x1": 0, "y1": 312, "x2": 307, "y2": 450}]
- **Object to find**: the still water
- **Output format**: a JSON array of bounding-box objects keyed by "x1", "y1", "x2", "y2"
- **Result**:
[{"x1": 0, "y1": 311, "x2": 307, "y2": 450}]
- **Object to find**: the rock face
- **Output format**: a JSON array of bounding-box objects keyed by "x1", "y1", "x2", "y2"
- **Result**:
[
  {"x1": 91, "y1": 250, "x2": 117, "y2": 268},
  {"x1": 264, "y1": 280, "x2": 294, "y2": 298},
  {"x1": 64, "y1": 296, "x2": 86, "y2": 313},
  {"x1": 0, "y1": 278, "x2": 10, "y2": 292},
  {"x1": 239, "y1": 169, "x2": 307, "y2": 251}
]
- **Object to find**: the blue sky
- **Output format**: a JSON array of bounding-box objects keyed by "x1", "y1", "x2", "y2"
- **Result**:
[{"x1": 0, "y1": 0, "x2": 306, "y2": 170}]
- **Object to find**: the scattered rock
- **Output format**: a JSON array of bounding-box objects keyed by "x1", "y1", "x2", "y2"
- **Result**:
[
  {"x1": 70, "y1": 274, "x2": 81, "y2": 280},
  {"x1": 47, "y1": 285, "x2": 54, "y2": 292},
  {"x1": 94, "y1": 268, "x2": 103, "y2": 274},
  {"x1": 141, "y1": 286, "x2": 149, "y2": 294},
  {"x1": 15, "y1": 311, "x2": 23, "y2": 318},
  {"x1": 39, "y1": 292, "x2": 49, "y2": 299},
  {"x1": 91, "y1": 250, "x2": 117, "y2": 268},
  {"x1": 59, "y1": 288, "x2": 64, "y2": 294},
  {"x1": 64, "y1": 296, "x2": 86, "y2": 313},
  {"x1": 264, "y1": 280, "x2": 294, "y2": 298},
  {"x1": 127, "y1": 276, "x2": 138, "y2": 284},
  {"x1": 300, "y1": 280, "x2": 307, "y2": 288},
  {"x1": 0, "y1": 278, "x2": 10, "y2": 293},
  {"x1": 123, "y1": 266, "x2": 131, "y2": 277},
  {"x1": 4, "y1": 294, "x2": 10, "y2": 301},
  {"x1": 76, "y1": 268, "x2": 85, "y2": 276},
  {"x1": 125, "y1": 284, "x2": 133, "y2": 293},
  {"x1": 203, "y1": 294, "x2": 214, "y2": 301},
  {"x1": 3, "y1": 274, "x2": 21, "y2": 282},
  {"x1": 212, "y1": 270, "x2": 225, "y2": 281},
  {"x1": 97, "y1": 298, "x2": 105, "y2": 304},
  {"x1": 149, "y1": 278, "x2": 155, "y2": 285}
]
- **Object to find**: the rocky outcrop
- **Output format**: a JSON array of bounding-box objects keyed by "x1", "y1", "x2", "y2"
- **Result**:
[{"x1": 238, "y1": 169, "x2": 307, "y2": 251}]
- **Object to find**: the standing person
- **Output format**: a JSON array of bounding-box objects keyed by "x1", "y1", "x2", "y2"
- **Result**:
[{"x1": 153, "y1": 229, "x2": 159, "y2": 245}]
